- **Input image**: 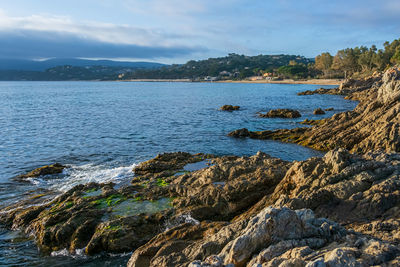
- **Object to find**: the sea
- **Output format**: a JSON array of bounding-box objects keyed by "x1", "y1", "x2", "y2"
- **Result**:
[{"x1": 0, "y1": 81, "x2": 358, "y2": 266}]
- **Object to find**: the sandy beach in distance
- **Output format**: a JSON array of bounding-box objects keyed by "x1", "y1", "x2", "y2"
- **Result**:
[
  {"x1": 217, "y1": 78, "x2": 343, "y2": 85},
  {"x1": 122, "y1": 78, "x2": 343, "y2": 85}
]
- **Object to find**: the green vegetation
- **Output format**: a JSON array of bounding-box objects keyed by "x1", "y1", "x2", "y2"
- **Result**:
[
  {"x1": 110, "y1": 198, "x2": 173, "y2": 218},
  {"x1": 3, "y1": 38, "x2": 399, "y2": 81},
  {"x1": 276, "y1": 64, "x2": 310, "y2": 79},
  {"x1": 156, "y1": 178, "x2": 169, "y2": 187},
  {"x1": 0, "y1": 65, "x2": 133, "y2": 81},
  {"x1": 122, "y1": 53, "x2": 312, "y2": 80},
  {"x1": 105, "y1": 225, "x2": 122, "y2": 231},
  {"x1": 91, "y1": 194, "x2": 126, "y2": 209},
  {"x1": 314, "y1": 38, "x2": 400, "y2": 78}
]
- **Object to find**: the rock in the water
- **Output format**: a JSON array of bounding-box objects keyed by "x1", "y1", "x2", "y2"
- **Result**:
[
  {"x1": 133, "y1": 152, "x2": 208, "y2": 178},
  {"x1": 259, "y1": 108, "x2": 301, "y2": 118},
  {"x1": 297, "y1": 88, "x2": 335, "y2": 96},
  {"x1": 227, "y1": 128, "x2": 250, "y2": 138},
  {"x1": 17, "y1": 163, "x2": 66, "y2": 179},
  {"x1": 220, "y1": 105, "x2": 240, "y2": 111},
  {"x1": 313, "y1": 108, "x2": 325, "y2": 115},
  {"x1": 325, "y1": 107, "x2": 334, "y2": 111}
]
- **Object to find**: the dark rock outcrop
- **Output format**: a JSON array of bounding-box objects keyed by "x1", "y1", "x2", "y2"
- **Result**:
[
  {"x1": 17, "y1": 163, "x2": 66, "y2": 179},
  {"x1": 219, "y1": 105, "x2": 240, "y2": 111},
  {"x1": 259, "y1": 108, "x2": 301, "y2": 118},
  {"x1": 313, "y1": 108, "x2": 325, "y2": 115},
  {"x1": 227, "y1": 128, "x2": 250, "y2": 138}
]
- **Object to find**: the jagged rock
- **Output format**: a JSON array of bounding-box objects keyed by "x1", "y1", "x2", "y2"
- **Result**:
[
  {"x1": 16, "y1": 163, "x2": 66, "y2": 179},
  {"x1": 127, "y1": 221, "x2": 228, "y2": 267},
  {"x1": 129, "y1": 207, "x2": 399, "y2": 267},
  {"x1": 220, "y1": 105, "x2": 240, "y2": 111},
  {"x1": 259, "y1": 109, "x2": 301, "y2": 118},
  {"x1": 170, "y1": 151, "x2": 291, "y2": 221},
  {"x1": 313, "y1": 108, "x2": 325, "y2": 115},
  {"x1": 261, "y1": 149, "x2": 400, "y2": 244},
  {"x1": 0, "y1": 182, "x2": 172, "y2": 255},
  {"x1": 0, "y1": 152, "x2": 291, "y2": 256}
]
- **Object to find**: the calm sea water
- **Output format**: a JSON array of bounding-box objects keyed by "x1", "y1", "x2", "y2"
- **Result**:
[{"x1": 0, "y1": 81, "x2": 357, "y2": 266}]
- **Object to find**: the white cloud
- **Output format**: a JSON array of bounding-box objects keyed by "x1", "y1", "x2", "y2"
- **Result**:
[{"x1": 0, "y1": 10, "x2": 191, "y2": 47}]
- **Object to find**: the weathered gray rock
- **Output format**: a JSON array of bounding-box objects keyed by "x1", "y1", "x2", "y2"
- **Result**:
[{"x1": 134, "y1": 207, "x2": 398, "y2": 267}]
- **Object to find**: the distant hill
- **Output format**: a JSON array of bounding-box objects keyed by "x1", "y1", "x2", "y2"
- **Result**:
[
  {"x1": 0, "y1": 58, "x2": 166, "y2": 81},
  {"x1": 0, "y1": 54, "x2": 314, "y2": 81},
  {"x1": 0, "y1": 58, "x2": 165, "y2": 71},
  {"x1": 122, "y1": 53, "x2": 314, "y2": 80}
]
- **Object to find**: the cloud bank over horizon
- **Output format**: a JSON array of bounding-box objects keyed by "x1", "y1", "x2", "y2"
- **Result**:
[{"x1": 0, "y1": 0, "x2": 399, "y2": 63}]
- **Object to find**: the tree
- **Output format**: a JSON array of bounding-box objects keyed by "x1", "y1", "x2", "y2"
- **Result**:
[
  {"x1": 390, "y1": 46, "x2": 400, "y2": 65},
  {"x1": 332, "y1": 48, "x2": 359, "y2": 78},
  {"x1": 358, "y1": 45, "x2": 377, "y2": 72},
  {"x1": 315, "y1": 52, "x2": 333, "y2": 77}
]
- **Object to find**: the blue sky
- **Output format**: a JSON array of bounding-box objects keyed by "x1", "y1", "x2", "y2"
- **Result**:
[{"x1": 0, "y1": 0, "x2": 399, "y2": 63}]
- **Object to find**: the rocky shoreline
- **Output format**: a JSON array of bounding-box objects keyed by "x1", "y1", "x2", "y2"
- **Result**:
[{"x1": 1, "y1": 67, "x2": 400, "y2": 266}]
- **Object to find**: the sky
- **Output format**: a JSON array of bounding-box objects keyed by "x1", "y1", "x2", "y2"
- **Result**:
[{"x1": 0, "y1": 0, "x2": 399, "y2": 63}]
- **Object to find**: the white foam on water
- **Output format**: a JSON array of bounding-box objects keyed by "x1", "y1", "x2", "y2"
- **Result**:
[
  {"x1": 50, "y1": 248, "x2": 88, "y2": 259},
  {"x1": 47, "y1": 162, "x2": 137, "y2": 192},
  {"x1": 51, "y1": 248, "x2": 69, "y2": 257}
]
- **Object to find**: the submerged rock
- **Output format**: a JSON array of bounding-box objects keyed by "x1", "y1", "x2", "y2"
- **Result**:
[
  {"x1": 17, "y1": 163, "x2": 66, "y2": 179},
  {"x1": 259, "y1": 108, "x2": 301, "y2": 118},
  {"x1": 219, "y1": 105, "x2": 240, "y2": 111}
]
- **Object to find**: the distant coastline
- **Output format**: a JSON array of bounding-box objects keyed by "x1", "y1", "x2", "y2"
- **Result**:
[{"x1": 122, "y1": 78, "x2": 343, "y2": 85}]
